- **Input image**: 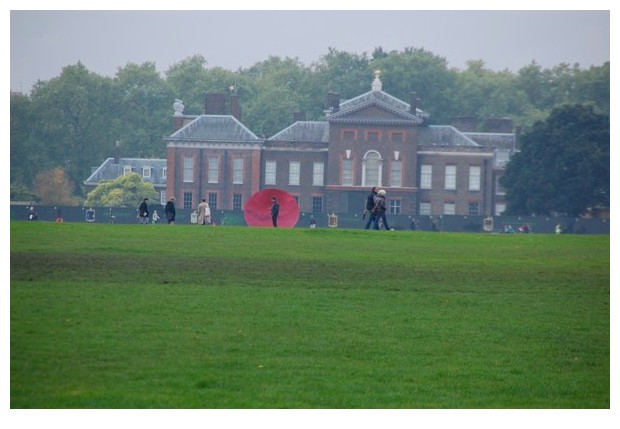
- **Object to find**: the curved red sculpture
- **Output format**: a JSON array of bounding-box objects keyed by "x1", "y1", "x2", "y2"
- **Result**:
[{"x1": 243, "y1": 188, "x2": 300, "y2": 228}]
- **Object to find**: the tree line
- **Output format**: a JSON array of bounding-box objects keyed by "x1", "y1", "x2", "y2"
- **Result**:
[{"x1": 10, "y1": 47, "x2": 609, "y2": 215}]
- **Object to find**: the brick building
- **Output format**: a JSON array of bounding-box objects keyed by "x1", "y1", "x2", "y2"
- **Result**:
[{"x1": 164, "y1": 73, "x2": 517, "y2": 218}]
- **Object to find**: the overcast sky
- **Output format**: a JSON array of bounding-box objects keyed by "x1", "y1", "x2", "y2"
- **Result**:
[{"x1": 9, "y1": 7, "x2": 610, "y2": 94}]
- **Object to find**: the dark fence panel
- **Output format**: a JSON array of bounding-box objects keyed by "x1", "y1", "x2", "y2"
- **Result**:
[{"x1": 10, "y1": 205, "x2": 610, "y2": 234}]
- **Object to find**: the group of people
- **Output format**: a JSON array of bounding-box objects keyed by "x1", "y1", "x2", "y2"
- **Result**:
[
  {"x1": 137, "y1": 197, "x2": 212, "y2": 225},
  {"x1": 364, "y1": 187, "x2": 393, "y2": 230},
  {"x1": 138, "y1": 197, "x2": 177, "y2": 225}
]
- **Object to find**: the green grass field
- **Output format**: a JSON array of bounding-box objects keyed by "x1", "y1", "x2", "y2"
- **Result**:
[{"x1": 10, "y1": 221, "x2": 610, "y2": 408}]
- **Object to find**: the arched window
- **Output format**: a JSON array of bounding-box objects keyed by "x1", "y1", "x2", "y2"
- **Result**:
[{"x1": 362, "y1": 151, "x2": 382, "y2": 187}]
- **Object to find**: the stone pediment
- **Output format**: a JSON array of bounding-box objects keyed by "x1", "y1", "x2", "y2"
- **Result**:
[{"x1": 328, "y1": 97, "x2": 424, "y2": 126}]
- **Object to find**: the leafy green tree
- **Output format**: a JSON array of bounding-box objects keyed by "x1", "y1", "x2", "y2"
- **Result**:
[
  {"x1": 165, "y1": 55, "x2": 239, "y2": 115},
  {"x1": 10, "y1": 93, "x2": 51, "y2": 192},
  {"x1": 85, "y1": 173, "x2": 158, "y2": 208},
  {"x1": 241, "y1": 56, "x2": 314, "y2": 136},
  {"x1": 312, "y1": 48, "x2": 371, "y2": 99},
  {"x1": 29, "y1": 62, "x2": 117, "y2": 189},
  {"x1": 112, "y1": 62, "x2": 174, "y2": 158},
  {"x1": 500, "y1": 104, "x2": 609, "y2": 216},
  {"x1": 371, "y1": 47, "x2": 457, "y2": 124}
]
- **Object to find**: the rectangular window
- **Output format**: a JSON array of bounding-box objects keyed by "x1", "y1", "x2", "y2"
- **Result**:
[
  {"x1": 142, "y1": 166, "x2": 152, "y2": 178},
  {"x1": 343, "y1": 130, "x2": 356, "y2": 140},
  {"x1": 495, "y1": 176, "x2": 506, "y2": 195},
  {"x1": 366, "y1": 131, "x2": 380, "y2": 142},
  {"x1": 495, "y1": 150, "x2": 510, "y2": 167},
  {"x1": 391, "y1": 160, "x2": 402, "y2": 187},
  {"x1": 389, "y1": 199, "x2": 401, "y2": 215},
  {"x1": 265, "y1": 160, "x2": 277, "y2": 185},
  {"x1": 443, "y1": 202, "x2": 455, "y2": 215},
  {"x1": 468, "y1": 202, "x2": 480, "y2": 215},
  {"x1": 183, "y1": 156, "x2": 194, "y2": 183},
  {"x1": 419, "y1": 202, "x2": 431, "y2": 216},
  {"x1": 420, "y1": 165, "x2": 432, "y2": 189},
  {"x1": 208, "y1": 193, "x2": 218, "y2": 211},
  {"x1": 208, "y1": 157, "x2": 219, "y2": 184},
  {"x1": 233, "y1": 193, "x2": 243, "y2": 211},
  {"x1": 162, "y1": 167, "x2": 167, "y2": 180},
  {"x1": 313, "y1": 162, "x2": 324, "y2": 186},
  {"x1": 289, "y1": 161, "x2": 300, "y2": 186},
  {"x1": 123, "y1": 165, "x2": 133, "y2": 176},
  {"x1": 469, "y1": 166, "x2": 481, "y2": 191},
  {"x1": 445, "y1": 165, "x2": 456, "y2": 190},
  {"x1": 160, "y1": 190, "x2": 167, "y2": 206},
  {"x1": 390, "y1": 131, "x2": 404, "y2": 143},
  {"x1": 312, "y1": 196, "x2": 323, "y2": 213},
  {"x1": 233, "y1": 158, "x2": 244, "y2": 184},
  {"x1": 183, "y1": 192, "x2": 193, "y2": 209},
  {"x1": 342, "y1": 159, "x2": 353, "y2": 186}
]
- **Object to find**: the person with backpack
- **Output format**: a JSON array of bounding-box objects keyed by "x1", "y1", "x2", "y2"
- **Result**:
[
  {"x1": 372, "y1": 189, "x2": 392, "y2": 230},
  {"x1": 363, "y1": 187, "x2": 378, "y2": 229}
]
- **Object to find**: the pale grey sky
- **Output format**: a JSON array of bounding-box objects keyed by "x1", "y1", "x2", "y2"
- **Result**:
[{"x1": 9, "y1": 8, "x2": 610, "y2": 94}]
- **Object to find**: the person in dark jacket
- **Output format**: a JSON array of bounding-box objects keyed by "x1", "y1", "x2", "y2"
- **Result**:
[
  {"x1": 372, "y1": 189, "x2": 392, "y2": 230},
  {"x1": 364, "y1": 187, "x2": 378, "y2": 229},
  {"x1": 165, "y1": 197, "x2": 176, "y2": 224},
  {"x1": 138, "y1": 198, "x2": 149, "y2": 224},
  {"x1": 271, "y1": 197, "x2": 280, "y2": 228}
]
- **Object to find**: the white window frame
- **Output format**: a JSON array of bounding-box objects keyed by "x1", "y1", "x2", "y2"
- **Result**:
[
  {"x1": 208, "y1": 157, "x2": 219, "y2": 184},
  {"x1": 183, "y1": 156, "x2": 194, "y2": 183},
  {"x1": 313, "y1": 162, "x2": 324, "y2": 186},
  {"x1": 391, "y1": 160, "x2": 402, "y2": 187},
  {"x1": 233, "y1": 158, "x2": 244, "y2": 184},
  {"x1": 445, "y1": 165, "x2": 456, "y2": 190},
  {"x1": 289, "y1": 161, "x2": 300, "y2": 186},
  {"x1": 162, "y1": 167, "x2": 167, "y2": 180},
  {"x1": 443, "y1": 202, "x2": 456, "y2": 215},
  {"x1": 342, "y1": 159, "x2": 353, "y2": 186},
  {"x1": 469, "y1": 166, "x2": 481, "y2": 191},
  {"x1": 419, "y1": 202, "x2": 431, "y2": 216},
  {"x1": 362, "y1": 150, "x2": 382, "y2": 187},
  {"x1": 265, "y1": 161, "x2": 277, "y2": 185},
  {"x1": 142, "y1": 166, "x2": 152, "y2": 179},
  {"x1": 420, "y1": 164, "x2": 432, "y2": 189},
  {"x1": 123, "y1": 165, "x2": 133, "y2": 176}
]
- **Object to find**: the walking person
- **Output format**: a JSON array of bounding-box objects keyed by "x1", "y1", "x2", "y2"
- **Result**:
[
  {"x1": 373, "y1": 189, "x2": 392, "y2": 230},
  {"x1": 363, "y1": 186, "x2": 378, "y2": 229},
  {"x1": 271, "y1": 197, "x2": 280, "y2": 228},
  {"x1": 197, "y1": 198, "x2": 211, "y2": 225},
  {"x1": 165, "y1": 197, "x2": 176, "y2": 224},
  {"x1": 138, "y1": 198, "x2": 149, "y2": 224}
]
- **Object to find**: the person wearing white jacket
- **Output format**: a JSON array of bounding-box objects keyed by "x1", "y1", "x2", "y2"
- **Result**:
[{"x1": 197, "y1": 198, "x2": 211, "y2": 225}]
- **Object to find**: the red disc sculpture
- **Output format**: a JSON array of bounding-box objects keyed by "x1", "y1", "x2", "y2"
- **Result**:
[{"x1": 243, "y1": 188, "x2": 300, "y2": 228}]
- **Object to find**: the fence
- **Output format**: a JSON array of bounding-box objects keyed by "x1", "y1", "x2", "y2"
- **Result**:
[{"x1": 10, "y1": 204, "x2": 610, "y2": 235}]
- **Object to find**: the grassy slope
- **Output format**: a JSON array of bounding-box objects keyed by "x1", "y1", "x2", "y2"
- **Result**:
[{"x1": 10, "y1": 222, "x2": 610, "y2": 408}]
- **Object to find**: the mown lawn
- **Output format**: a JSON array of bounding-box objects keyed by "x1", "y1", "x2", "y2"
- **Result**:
[{"x1": 10, "y1": 221, "x2": 609, "y2": 408}]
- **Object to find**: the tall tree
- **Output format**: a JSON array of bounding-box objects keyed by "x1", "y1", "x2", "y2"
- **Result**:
[
  {"x1": 113, "y1": 62, "x2": 173, "y2": 158},
  {"x1": 500, "y1": 104, "x2": 609, "y2": 216},
  {"x1": 29, "y1": 62, "x2": 116, "y2": 189},
  {"x1": 371, "y1": 47, "x2": 457, "y2": 124}
]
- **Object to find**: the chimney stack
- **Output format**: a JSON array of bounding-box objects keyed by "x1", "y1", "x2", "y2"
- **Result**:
[
  {"x1": 326, "y1": 91, "x2": 340, "y2": 113},
  {"x1": 205, "y1": 93, "x2": 226, "y2": 115},
  {"x1": 230, "y1": 93, "x2": 242, "y2": 121},
  {"x1": 292, "y1": 111, "x2": 306, "y2": 122},
  {"x1": 114, "y1": 141, "x2": 121, "y2": 164}
]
